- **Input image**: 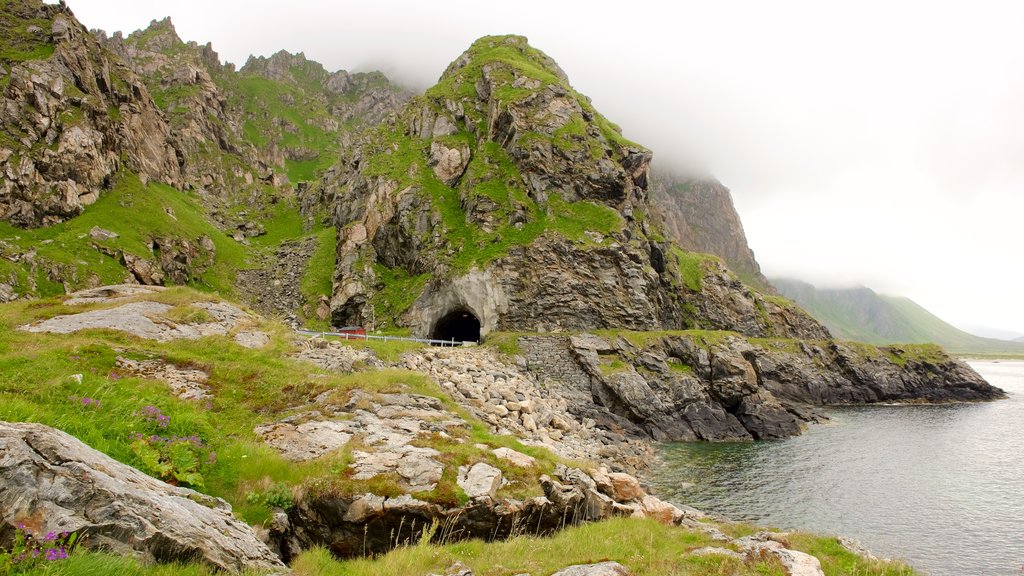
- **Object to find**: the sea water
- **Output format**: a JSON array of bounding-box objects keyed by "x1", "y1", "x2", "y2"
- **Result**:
[{"x1": 651, "y1": 360, "x2": 1024, "y2": 575}]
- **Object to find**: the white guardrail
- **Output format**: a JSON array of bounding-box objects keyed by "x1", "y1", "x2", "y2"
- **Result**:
[{"x1": 295, "y1": 329, "x2": 478, "y2": 347}]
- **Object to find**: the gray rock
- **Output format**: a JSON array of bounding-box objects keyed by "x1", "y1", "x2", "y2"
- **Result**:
[
  {"x1": 115, "y1": 356, "x2": 211, "y2": 401},
  {"x1": 0, "y1": 421, "x2": 284, "y2": 572},
  {"x1": 233, "y1": 331, "x2": 270, "y2": 349},
  {"x1": 551, "y1": 561, "x2": 632, "y2": 576},
  {"x1": 690, "y1": 546, "x2": 743, "y2": 559},
  {"x1": 20, "y1": 297, "x2": 252, "y2": 343},
  {"x1": 492, "y1": 447, "x2": 536, "y2": 468},
  {"x1": 457, "y1": 463, "x2": 502, "y2": 500},
  {"x1": 735, "y1": 532, "x2": 824, "y2": 576},
  {"x1": 88, "y1": 226, "x2": 118, "y2": 240}
]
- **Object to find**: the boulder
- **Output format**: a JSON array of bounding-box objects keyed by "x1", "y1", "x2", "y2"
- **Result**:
[
  {"x1": 551, "y1": 562, "x2": 632, "y2": 576},
  {"x1": 606, "y1": 472, "x2": 644, "y2": 502},
  {"x1": 735, "y1": 533, "x2": 824, "y2": 576},
  {"x1": 492, "y1": 447, "x2": 536, "y2": 468},
  {"x1": 457, "y1": 463, "x2": 503, "y2": 500},
  {"x1": 0, "y1": 421, "x2": 283, "y2": 572}
]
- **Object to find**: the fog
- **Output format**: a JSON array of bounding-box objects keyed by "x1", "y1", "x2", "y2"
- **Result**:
[{"x1": 63, "y1": 0, "x2": 1024, "y2": 335}]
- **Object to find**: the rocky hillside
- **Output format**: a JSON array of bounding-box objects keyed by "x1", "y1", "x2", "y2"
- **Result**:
[
  {"x1": 0, "y1": 1, "x2": 407, "y2": 328},
  {"x1": 0, "y1": 0, "x2": 181, "y2": 227},
  {"x1": 320, "y1": 35, "x2": 827, "y2": 342},
  {"x1": 0, "y1": 6, "x2": 1009, "y2": 573},
  {"x1": 106, "y1": 16, "x2": 410, "y2": 232}
]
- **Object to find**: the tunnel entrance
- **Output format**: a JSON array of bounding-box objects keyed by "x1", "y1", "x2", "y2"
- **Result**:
[{"x1": 431, "y1": 309, "x2": 481, "y2": 345}]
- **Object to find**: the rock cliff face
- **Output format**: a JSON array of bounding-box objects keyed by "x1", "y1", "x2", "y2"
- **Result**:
[
  {"x1": 648, "y1": 170, "x2": 770, "y2": 291},
  {"x1": 0, "y1": 1, "x2": 181, "y2": 227},
  {"x1": 106, "y1": 18, "x2": 409, "y2": 233},
  {"x1": 522, "y1": 333, "x2": 1004, "y2": 442},
  {"x1": 322, "y1": 35, "x2": 828, "y2": 341}
]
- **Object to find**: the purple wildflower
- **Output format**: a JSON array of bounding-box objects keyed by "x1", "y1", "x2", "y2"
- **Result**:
[
  {"x1": 44, "y1": 531, "x2": 56, "y2": 542},
  {"x1": 207, "y1": 451, "x2": 217, "y2": 464},
  {"x1": 44, "y1": 547, "x2": 68, "y2": 561},
  {"x1": 138, "y1": 405, "x2": 170, "y2": 428}
]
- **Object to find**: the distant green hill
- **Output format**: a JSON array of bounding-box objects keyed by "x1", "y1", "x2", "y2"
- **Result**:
[{"x1": 773, "y1": 278, "x2": 1024, "y2": 356}]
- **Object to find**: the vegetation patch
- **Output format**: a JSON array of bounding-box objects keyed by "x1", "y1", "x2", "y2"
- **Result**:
[
  {"x1": 0, "y1": 2, "x2": 55, "y2": 62},
  {"x1": 0, "y1": 172, "x2": 246, "y2": 298},
  {"x1": 672, "y1": 248, "x2": 713, "y2": 292}
]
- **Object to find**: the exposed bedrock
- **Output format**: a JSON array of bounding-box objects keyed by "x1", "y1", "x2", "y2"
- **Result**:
[{"x1": 519, "y1": 333, "x2": 1005, "y2": 442}]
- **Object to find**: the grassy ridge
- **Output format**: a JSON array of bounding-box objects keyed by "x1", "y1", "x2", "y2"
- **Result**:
[{"x1": 773, "y1": 278, "x2": 1024, "y2": 357}]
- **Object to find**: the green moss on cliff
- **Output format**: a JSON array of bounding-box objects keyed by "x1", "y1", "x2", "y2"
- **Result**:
[
  {"x1": 0, "y1": 1, "x2": 56, "y2": 62},
  {"x1": 672, "y1": 248, "x2": 709, "y2": 292},
  {"x1": 368, "y1": 264, "x2": 432, "y2": 330}
]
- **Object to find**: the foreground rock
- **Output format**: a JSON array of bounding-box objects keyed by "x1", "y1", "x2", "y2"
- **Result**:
[
  {"x1": 735, "y1": 533, "x2": 825, "y2": 576},
  {"x1": 272, "y1": 464, "x2": 700, "y2": 561},
  {"x1": 551, "y1": 562, "x2": 632, "y2": 576},
  {"x1": 255, "y1": 389, "x2": 459, "y2": 491},
  {"x1": 0, "y1": 421, "x2": 283, "y2": 572}
]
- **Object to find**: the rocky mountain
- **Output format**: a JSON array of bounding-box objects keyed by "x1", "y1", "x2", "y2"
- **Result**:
[
  {"x1": 105, "y1": 16, "x2": 410, "y2": 231},
  {"x1": 0, "y1": 1, "x2": 1000, "y2": 407},
  {"x1": 0, "y1": 1, "x2": 181, "y2": 227},
  {"x1": 0, "y1": 1, "x2": 407, "y2": 324},
  {"x1": 648, "y1": 169, "x2": 770, "y2": 291},
  {"x1": 320, "y1": 35, "x2": 825, "y2": 342},
  {"x1": 774, "y1": 278, "x2": 1024, "y2": 356}
]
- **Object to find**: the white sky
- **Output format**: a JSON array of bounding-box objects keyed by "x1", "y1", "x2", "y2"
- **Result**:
[{"x1": 63, "y1": 0, "x2": 1024, "y2": 335}]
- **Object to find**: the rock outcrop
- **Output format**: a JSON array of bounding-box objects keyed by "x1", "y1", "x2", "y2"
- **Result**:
[
  {"x1": 19, "y1": 284, "x2": 269, "y2": 346},
  {"x1": 0, "y1": 421, "x2": 284, "y2": 572},
  {"x1": 321, "y1": 35, "x2": 828, "y2": 342},
  {"x1": 519, "y1": 332, "x2": 1005, "y2": 442},
  {"x1": 273, "y1": 463, "x2": 700, "y2": 561},
  {"x1": 0, "y1": 0, "x2": 181, "y2": 227}
]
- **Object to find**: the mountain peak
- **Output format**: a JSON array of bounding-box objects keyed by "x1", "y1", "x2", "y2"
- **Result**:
[
  {"x1": 126, "y1": 17, "x2": 181, "y2": 52},
  {"x1": 439, "y1": 34, "x2": 569, "y2": 85}
]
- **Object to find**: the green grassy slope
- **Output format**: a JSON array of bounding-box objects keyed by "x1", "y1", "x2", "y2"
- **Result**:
[{"x1": 773, "y1": 278, "x2": 1024, "y2": 356}]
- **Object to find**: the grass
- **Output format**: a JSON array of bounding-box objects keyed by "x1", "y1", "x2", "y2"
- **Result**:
[
  {"x1": 17, "y1": 519, "x2": 917, "y2": 576},
  {"x1": 0, "y1": 0, "x2": 56, "y2": 62},
  {"x1": 0, "y1": 172, "x2": 246, "y2": 298},
  {"x1": 289, "y1": 516, "x2": 914, "y2": 576},
  {"x1": 367, "y1": 264, "x2": 432, "y2": 330},
  {"x1": 673, "y1": 248, "x2": 713, "y2": 292},
  {"x1": 298, "y1": 226, "x2": 337, "y2": 330}
]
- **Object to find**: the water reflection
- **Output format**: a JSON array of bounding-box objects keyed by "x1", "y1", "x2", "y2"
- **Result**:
[{"x1": 650, "y1": 361, "x2": 1024, "y2": 576}]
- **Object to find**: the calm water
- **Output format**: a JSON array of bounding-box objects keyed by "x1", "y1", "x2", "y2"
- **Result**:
[{"x1": 651, "y1": 360, "x2": 1024, "y2": 576}]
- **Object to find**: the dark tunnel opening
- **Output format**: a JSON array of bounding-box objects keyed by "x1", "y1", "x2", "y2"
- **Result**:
[{"x1": 431, "y1": 309, "x2": 481, "y2": 345}]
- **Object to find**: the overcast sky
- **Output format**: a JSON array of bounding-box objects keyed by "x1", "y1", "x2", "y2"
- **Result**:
[{"x1": 64, "y1": 0, "x2": 1024, "y2": 336}]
